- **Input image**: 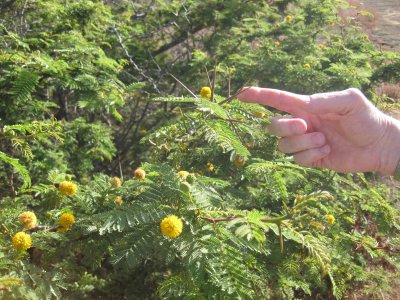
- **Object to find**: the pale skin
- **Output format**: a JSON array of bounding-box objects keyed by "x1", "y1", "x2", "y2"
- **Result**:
[{"x1": 238, "y1": 87, "x2": 400, "y2": 176}]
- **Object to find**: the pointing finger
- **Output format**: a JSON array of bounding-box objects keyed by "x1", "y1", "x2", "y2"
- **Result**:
[{"x1": 237, "y1": 87, "x2": 309, "y2": 114}]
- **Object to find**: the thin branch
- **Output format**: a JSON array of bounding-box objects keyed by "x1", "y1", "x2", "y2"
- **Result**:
[
  {"x1": 201, "y1": 215, "x2": 240, "y2": 223},
  {"x1": 204, "y1": 66, "x2": 212, "y2": 88},
  {"x1": 25, "y1": 225, "x2": 60, "y2": 232},
  {"x1": 112, "y1": 24, "x2": 160, "y2": 93},
  {"x1": 168, "y1": 73, "x2": 198, "y2": 98},
  {"x1": 218, "y1": 85, "x2": 252, "y2": 105},
  {"x1": 211, "y1": 63, "x2": 217, "y2": 101},
  {"x1": 152, "y1": 25, "x2": 203, "y2": 56},
  {"x1": 201, "y1": 214, "x2": 289, "y2": 224}
]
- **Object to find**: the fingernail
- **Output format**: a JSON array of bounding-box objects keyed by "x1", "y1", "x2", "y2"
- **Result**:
[{"x1": 320, "y1": 144, "x2": 330, "y2": 155}]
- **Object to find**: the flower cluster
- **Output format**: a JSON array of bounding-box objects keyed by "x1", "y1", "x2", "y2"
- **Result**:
[
  {"x1": 326, "y1": 214, "x2": 335, "y2": 225},
  {"x1": 58, "y1": 181, "x2": 78, "y2": 196},
  {"x1": 58, "y1": 213, "x2": 75, "y2": 232},
  {"x1": 110, "y1": 176, "x2": 122, "y2": 188},
  {"x1": 19, "y1": 211, "x2": 37, "y2": 230},
  {"x1": 160, "y1": 215, "x2": 183, "y2": 238},
  {"x1": 12, "y1": 232, "x2": 32, "y2": 251},
  {"x1": 134, "y1": 168, "x2": 146, "y2": 180}
]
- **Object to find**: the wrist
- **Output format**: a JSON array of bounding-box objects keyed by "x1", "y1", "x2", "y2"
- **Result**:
[{"x1": 378, "y1": 116, "x2": 400, "y2": 176}]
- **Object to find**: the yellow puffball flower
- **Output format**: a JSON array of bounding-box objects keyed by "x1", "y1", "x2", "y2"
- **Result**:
[
  {"x1": 200, "y1": 86, "x2": 212, "y2": 99},
  {"x1": 274, "y1": 41, "x2": 280, "y2": 47},
  {"x1": 139, "y1": 129, "x2": 148, "y2": 135},
  {"x1": 115, "y1": 196, "x2": 123, "y2": 206},
  {"x1": 328, "y1": 21, "x2": 335, "y2": 27},
  {"x1": 178, "y1": 170, "x2": 190, "y2": 181},
  {"x1": 234, "y1": 155, "x2": 246, "y2": 167},
  {"x1": 58, "y1": 181, "x2": 78, "y2": 196},
  {"x1": 57, "y1": 227, "x2": 69, "y2": 233},
  {"x1": 12, "y1": 232, "x2": 32, "y2": 251},
  {"x1": 304, "y1": 63, "x2": 311, "y2": 69},
  {"x1": 134, "y1": 168, "x2": 146, "y2": 180},
  {"x1": 207, "y1": 162, "x2": 214, "y2": 172},
  {"x1": 19, "y1": 211, "x2": 37, "y2": 230},
  {"x1": 318, "y1": 44, "x2": 326, "y2": 49},
  {"x1": 110, "y1": 176, "x2": 122, "y2": 188},
  {"x1": 252, "y1": 111, "x2": 266, "y2": 118},
  {"x1": 285, "y1": 15, "x2": 293, "y2": 23},
  {"x1": 160, "y1": 215, "x2": 183, "y2": 238},
  {"x1": 326, "y1": 214, "x2": 335, "y2": 225},
  {"x1": 58, "y1": 213, "x2": 75, "y2": 229}
]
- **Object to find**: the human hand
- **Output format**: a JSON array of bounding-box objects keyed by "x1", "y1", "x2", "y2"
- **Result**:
[{"x1": 238, "y1": 87, "x2": 400, "y2": 175}]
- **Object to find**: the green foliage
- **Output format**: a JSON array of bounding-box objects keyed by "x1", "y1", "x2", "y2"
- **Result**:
[{"x1": 0, "y1": 0, "x2": 400, "y2": 299}]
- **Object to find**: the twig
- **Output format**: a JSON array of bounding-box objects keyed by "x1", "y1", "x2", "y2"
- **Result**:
[
  {"x1": 112, "y1": 24, "x2": 160, "y2": 92},
  {"x1": 168, "y1": 73, "x2": 198, "y2": 98},
  {"x1": 201, "y1": 216, "x2": 240, "y2": 223},
  {"x1": 25, "y1": 225, "x2": 60, "y2": 232},
  {"x1": 211, "y1": 63, "x2": 217, "y2": 101},
  {"x1": 204, "y1": 66, "x2": 212, "y2": 88},
  {"x1": 201, "y1": 214, "x2": 289, "y2": 224},
  {"x1": 218, "y1": 85, "x2": 252, "y2": 105}
]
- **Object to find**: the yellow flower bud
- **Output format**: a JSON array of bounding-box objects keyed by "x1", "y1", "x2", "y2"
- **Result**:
[
  {"x1": 207, "y1": 162, "x2": 214, "y2": 172},
  {"x1": 110, "y1": 177, "x2": 122, "y2": 188},
  {"x1": 115, "y1": 196, "x2": 123, "y2": 206},
  {"x1": 200, "y1": 86, "x2": 212, "y2": 99},
  {"x1": 304, "y1": 63, "x2": 311, "y2": 69},
  {"x1": 178, "y1": 171, "x2": 190, "y2": 181},
  {"x1": 285, "y1": 15, "x2": 293, "y2": 23},
  {"x1": 234, "y1": 155, "x2": 246, "y2": 167},
  {"x1": 326, "y1": 214, "x2": 335, "y2": 225},
  {"x1": 252, "y1": 111, "x2": 266, "y2": 118},
  {"x1": 134, "y1": 168, "x2": 146, "y2": 180}
]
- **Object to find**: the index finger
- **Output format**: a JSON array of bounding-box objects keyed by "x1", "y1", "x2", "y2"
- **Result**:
[{"x1": 237, "y1": 87, "x2": 309, "y2": 114}]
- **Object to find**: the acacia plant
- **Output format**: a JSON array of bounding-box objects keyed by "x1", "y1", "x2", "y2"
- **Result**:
[{"x1": 1, "y1": 0, "x2": 400, "y2": 299}]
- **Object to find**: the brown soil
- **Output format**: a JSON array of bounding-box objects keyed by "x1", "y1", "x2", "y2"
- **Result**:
[{"x1": 358, "y1": 0, "x2": 400, "y2": 50}]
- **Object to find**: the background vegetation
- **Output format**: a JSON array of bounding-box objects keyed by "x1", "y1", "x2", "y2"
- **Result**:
[{"x1": 0, "y1": 0, "x2": 399, "y2": 299}]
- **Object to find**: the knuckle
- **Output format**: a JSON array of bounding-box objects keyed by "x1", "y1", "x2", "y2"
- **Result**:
[{"x1": 346, "y1": 88, "x2": 366, "y2": 104}]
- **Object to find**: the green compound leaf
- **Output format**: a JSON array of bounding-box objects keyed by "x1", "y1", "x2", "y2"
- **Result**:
[{"x1": 0, "y1": 151, "x2": 31, "y2": 189}]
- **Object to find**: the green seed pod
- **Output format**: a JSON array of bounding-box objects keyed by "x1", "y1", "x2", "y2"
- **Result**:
[
  {"x1": 180, "y1": 181, "x2": 191, "y2": 194},
  {"x1": 186, "y1": 173, "x2": 196, "y2": 184}
]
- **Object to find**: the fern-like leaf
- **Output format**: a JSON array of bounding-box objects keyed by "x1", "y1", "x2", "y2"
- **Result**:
[
  {"x1": 11, "y1": 68, "x2": 40, "y2": 102},
  {"x1": 0, "y1": 151, "x2": 31, "y2": 189}
]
